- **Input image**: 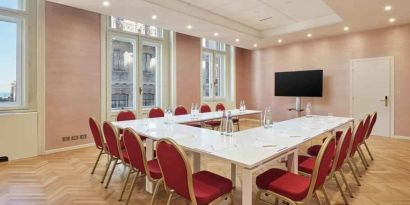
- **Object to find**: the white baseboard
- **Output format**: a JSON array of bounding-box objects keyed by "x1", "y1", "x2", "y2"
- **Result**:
[
  {"x1": 392, "y1": 135, "x2": 410, "y2": 140},
  {"x1": 44, "y1": 143, "x2": 95, "y2": 155}
]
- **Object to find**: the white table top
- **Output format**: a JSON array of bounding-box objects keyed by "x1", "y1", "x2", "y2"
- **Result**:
[{"x1": 112, "y1": 113, "x2": 352, "y2": 169}]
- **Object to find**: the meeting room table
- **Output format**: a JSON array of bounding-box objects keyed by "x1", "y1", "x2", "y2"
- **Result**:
[{"x1": 112, "y1": 110, "x2": 353, "y2": 205}]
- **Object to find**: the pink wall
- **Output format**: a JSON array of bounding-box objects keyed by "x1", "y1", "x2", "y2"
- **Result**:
[
  {"x1": 236, "y1": 24, "x2": 410, "y2": 136},
  {"x1": 175, "y1": 33, "x2": 201, "y2": 109},
  {"x1": 45, "y1": 2, "x2": 101, "y2": 150}
]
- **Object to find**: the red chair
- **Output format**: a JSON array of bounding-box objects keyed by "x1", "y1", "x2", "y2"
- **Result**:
[
  {"x1": 255, "y1": 135, "x2": 336, "y2": 205},
  {"x1": 101, "y1": 121, "x2": 129, "y2": 188},
  {"x1": 363, "y1": 112, "x2": 377, "y2": 161},
  {"x1": 149, "y1": 107, "x2": 164, "y2": 118},
  {"x1": 346, "y1": 120, "x2": 366, "y2": 185},
  {"x1": 297, "y1": 127, "x2": 354, "y2": 204},
  {"x1": 89, "y1": 117, "x2": 107, "y2": 175},
  {"x1": 156, "y1": 139, "x2": 233, "y2": 205},
  {"x1": 256, "y1": 136, "x2": 336, "y2": 204},
  {"x1": 119, "y1": 128, "x2": 163, "y2": 205},
  {"x1": 174, "y1": 105, "x2": 201, "y2": 128},
  {"x1": 200, "y1": 104, "x2": 221, "y2": 130},
  {"x1": 358, "y1": 114, "x2": 372, "y2": 169},
  {"x1": 215, "y1": 103, "x2": 240, "y2": 131},
  {"x1": 116, "y1": 110, "x2": 136, "y2": 121}
]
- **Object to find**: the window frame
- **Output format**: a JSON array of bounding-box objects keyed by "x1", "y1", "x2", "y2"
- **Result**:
[{"x1": 0, "y1": 2, "x2": 29, "y2": 111}]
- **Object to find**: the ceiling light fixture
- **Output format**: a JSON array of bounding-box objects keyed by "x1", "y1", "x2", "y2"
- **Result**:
[
  {"x1": 235, "y1": 38, "x2": 240, "y2": 42},
  {"x1": 253, "y1": 43, "x2": 258, "y2": 48},
  {"x1": 344, "y1": 26, "x2": 350, "y2": 31},
  {"x1": 277, "y1": 39, "x2": 282, "y2": 43},
  {"x1": 307, "y1": 33, "x2": 312, "y2": 38},
  {"x1": 389, "y1": 18, "x2": 396, "y2": 23},
  {"x1": 102, "y1": 1, "x2": 110, "y2": 6},
  {"x1": 151, "y1": 15, "x2": 157, "y2": 20},
  {"x1": 214, "y1": 32, "x2": 219, "y2": 37},
  {"x1": 187, "y1": 25, "x2": 192, "y2": 29},
  {"x1": 384, "y1": 5, "x2": 392, "y2": 11}
]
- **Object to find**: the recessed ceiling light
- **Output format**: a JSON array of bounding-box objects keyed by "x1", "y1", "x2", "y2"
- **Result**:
[
  {"x1": 151, "y1": 15, "x2": 157, "y2": 20},
  {"x1": 235, "y1": 38, "x2": 240, "y2": 42},
  {"x1": 214, "y1": 32, "x2": 219, "y2": 37},
  {"x1": 344, "y1": 26, "x2": 350, "y2": 31},
  {"x1": 389, "y1": 18, "x2": 396, "y2": 23},
  {"x1": 277, "y1": 39, "x2": 282, "y2": 43},
  {"x1": 384, "y1": 5, "x2": 392, "y2": 11},
  {"x1": 102, "y1": 1, "x2": 110, "y2": 6},
  {"x1": 253, "y1": 43, "x2": 258, "y2": 48},
  {"x1": 187, "y1": 25, "x2": 192, "y2": 29},
  {"x1": 307, "y1": 33, "x2": 312, "y2": 38}
]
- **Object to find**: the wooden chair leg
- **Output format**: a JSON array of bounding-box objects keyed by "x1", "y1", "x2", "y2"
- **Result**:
[
  {"x1": 347, "y1": 160, "x2": 361, "y2": 186},
  {"x1": 101, "y1": 157, "x2": 112, "y2": 183},
  {"x1": 91, "y1": 149, "x2": 103, "y2": 174},
  {"x1": 363, "y1": 141, "x2": 374, "y2": 160},
  {"x1": 125, "y1": 174, "x2": 139, "y2": 205},
  {"x1": 351, "y1": 157, "x2": 362, "y2": 177},
  {"x1": 237, "y1": 122, "x2": 240, "y2": 131},
  {"x1": 151, "y1": 179, "x2": 163, "y2": 205},
  {"x1": 339, "y1": 171, "x2": 354, "y2": 198},
  {"x1": 321, "y1": 186, "x2": 331, "y2": 205},
  {"x1": 315, "y1": 191, "x2": 323, "y2": 205},
  {"x1": 166, "y1": 192, "x2": 174, "y2": 205},
  {"x1": 119, "y1": 168, "x2": 133, "y2": 201},
  {"x1": 105, "y1": 159, "x2": 118, "y2": 188},
  {"x1": 358, "y1": 147, "x2": 369, "y2": 168},
  {"x1": 334, "y1": 175, "x2": 349, "y2": 204}
]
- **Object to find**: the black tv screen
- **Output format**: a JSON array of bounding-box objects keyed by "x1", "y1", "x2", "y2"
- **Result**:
[{"x1": 275, "y1": 70, "x2": 323, "y2": 97}]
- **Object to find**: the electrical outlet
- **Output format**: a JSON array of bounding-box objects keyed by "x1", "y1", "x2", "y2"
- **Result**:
[
  {"x1": 62, "y1": 136, "x2": 70, "y2": 142},
  {"x1": 80, "y1": 134, "x2": 87, "y2": 139},
  {"x1": 71, "y1": 135, "x2": 79, "y2": 140}
]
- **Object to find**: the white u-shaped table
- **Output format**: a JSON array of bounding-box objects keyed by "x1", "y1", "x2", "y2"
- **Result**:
[{"x1": 112, "y1": 111, "x2": 353, "y2": 205}]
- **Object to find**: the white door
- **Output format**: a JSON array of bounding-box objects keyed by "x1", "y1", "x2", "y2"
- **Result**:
[{"x1": 351, "y1": 57, "x2": 393, "y2": 137}]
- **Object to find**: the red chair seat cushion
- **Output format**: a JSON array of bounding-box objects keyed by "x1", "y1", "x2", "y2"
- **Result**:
[
  {"x1": 186, "y1": 123, "x2": 202, "y2": 128},
  {"x1": 256, "y1": 168, "x2": 310, "y2": 201},
  {"x1": 307, "y1": 145, "x2": 321, "y2": 156},
  {"x1": 205, "y1": 120, "x2": 221, "y2": 127},
  {"x1": 147, "y1": 159, "x2": 162, "y2": 179},
  {"x1": 298, "y1": 155, "x2": 315, "y2": 174},
  {"x1": 192, "y1": 171, "x2": 233, "y2": 205},
  {"x1": 121, "y1": 150, "x2": 130, "y2": 163},
  {"x1": 232, "y1": 118, "x2": 239, "y2": 123}
]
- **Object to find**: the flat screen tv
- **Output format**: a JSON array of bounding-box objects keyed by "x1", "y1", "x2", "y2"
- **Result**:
[{"x1": 275, "y1": 70, "x2": 323, "y2": 97}]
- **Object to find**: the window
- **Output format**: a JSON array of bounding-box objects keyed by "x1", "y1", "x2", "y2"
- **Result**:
[
  {"x1": 107, "y1": 16, "x2": 165, "y2": 113},
  {"x1": 0, "y1": 0, "x2": 27, "y2": 109},
  {"x1": 201, "y1": 39, "x2": 228, "y2": 100},
  {"x1": 110, "y1": 36, "x2": 137, "y2": 110},
  {"x1": 109, "y1": 17, "x2": 163, "y2": 38},
  {"x1": 142, "y1": 42, "x2": 161, "y2": 108}
]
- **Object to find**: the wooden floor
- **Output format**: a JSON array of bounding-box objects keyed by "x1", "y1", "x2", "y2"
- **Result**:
[{"x1": 1, "y1": 120, "x2": 410, "y2": 205}]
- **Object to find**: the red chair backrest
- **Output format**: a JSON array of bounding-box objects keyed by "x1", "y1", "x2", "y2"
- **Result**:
[
  {"x1": 174, "y1": 105, "x2": 188, "y2": 115},
  {"x1": 123, "y1": 129, "x2": 147, "y2": 175},
  {"x1": 116, "y1": 110, "x2": 136, "y2": 121},
  {"x1": 362, "y1": 114, "x2": 371, "y2": 141},
  {"x1": 102, "y1": 122, "x2": 121, "y2": 159},
  {"x1": 89, "y1": 117, "x2": 104, "y2": 150},
  {"x1": 334, "y1": 127, "x2": 353, "y2": 171},
  {"x1": 149, "y1": 107, "x2": 164, "y2": 118},
  {"x1": 157, "y1": 139, "x2": 193, "y2": 201},
  {"x1": 366, "y1": 112, "x2": 377, "y2": 139},
  {"x1": 199, "y1": 104, "x2": 211, "y2": 113},
  {"x1": 215, "y1": 103, "x2": 225, "y2": 111},
  {"x1": 349, "y1": 120, "x2": 365, "y2": 157},
  {"x1": 311, "y1": 135, "x2": 336, "y2": 190}
]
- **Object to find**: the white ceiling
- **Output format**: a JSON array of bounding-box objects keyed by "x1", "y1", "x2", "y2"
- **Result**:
[{"x1": 47, "y1": 0, "x2": 410, "y2": 49}]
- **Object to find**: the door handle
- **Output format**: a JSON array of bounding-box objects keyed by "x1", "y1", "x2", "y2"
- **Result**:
[{"x1": 379, "y1": 96, "x2": 388, "y2": 107}]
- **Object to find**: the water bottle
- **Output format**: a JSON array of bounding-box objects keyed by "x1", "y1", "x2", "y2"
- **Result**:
[
  {"x1": 242, "y1": 100, "x2": 246, "y2": 112},
  {"x1": 220, "y1": 110, "x2": 227, "y2": 135},
  {"x1": 226, "y1": 111, "x2": 234, "y2": 136},
  {"x1": 306, "y1": 102, "x2": 312, "y2": 117},
  {"x1": 263, "y1": 107, "x2": 273, "y2": 128}
]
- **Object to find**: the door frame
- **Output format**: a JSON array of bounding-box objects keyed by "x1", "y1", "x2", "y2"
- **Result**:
[{"x1": 349, "y1": 56, "x2": 395, "y2": 137}]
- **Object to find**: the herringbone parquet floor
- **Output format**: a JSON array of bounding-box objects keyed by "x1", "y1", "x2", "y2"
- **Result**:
[{"x1": 1, "y1": 120, "x2": 409, "y2": 205}]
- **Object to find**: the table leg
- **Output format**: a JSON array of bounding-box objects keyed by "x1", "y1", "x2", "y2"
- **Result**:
[
  {"x1": 145, "y1": 138, "x2": 154, "y2": 193},
  {"x1": 260, "y1": 112, "x2": 263, "y2": 126},
  {"x1": 193, "y1": 152, "x2": 201, "y2": 172},
  {"x1": 231, "y1": 163, "x2": 236, "y2": 188},
  {"x1": 286, "y1": 149, "x2": 298, "y2": 174},
  {"x1": 242, "y1": 168, "x2": 253, "y2": 205}
]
